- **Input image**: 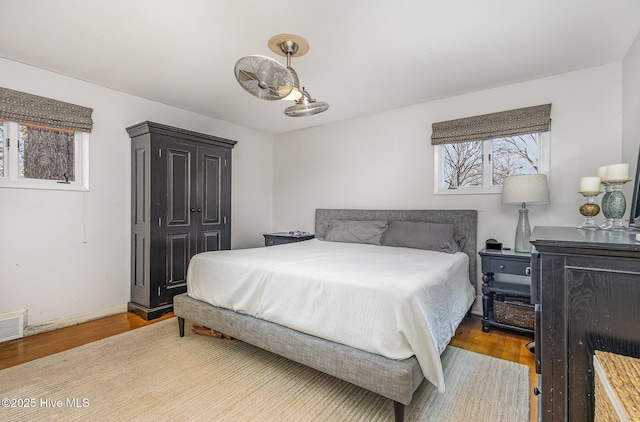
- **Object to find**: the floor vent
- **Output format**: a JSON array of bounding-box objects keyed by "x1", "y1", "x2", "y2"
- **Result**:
[{"x1": 0, "y1": 310, "x2": 26, "y2": 342}]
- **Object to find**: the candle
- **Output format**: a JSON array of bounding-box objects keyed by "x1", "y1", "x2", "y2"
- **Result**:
[
  {"x1": 605, "y1": 163, "x2": 629, "y2": 181},
  {"x1": 579, "y1": 176, "x2": 601, "y2": 193},
  {"x1": 597, "y1": 166, "x2": 607, "y2": 182}
]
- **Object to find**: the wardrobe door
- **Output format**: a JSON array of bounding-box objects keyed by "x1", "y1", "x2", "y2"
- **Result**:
[
  {"x1": 196, "y1": 144, "x2": 231, "y2": 252},
  {"x1": 152, "y1": 140, "x2": 196, "y2": 305}
]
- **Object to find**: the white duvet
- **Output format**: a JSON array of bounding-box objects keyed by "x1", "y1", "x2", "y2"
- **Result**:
[{"x1": 187, "y1": 239, "x2": 475, "y2": 392}]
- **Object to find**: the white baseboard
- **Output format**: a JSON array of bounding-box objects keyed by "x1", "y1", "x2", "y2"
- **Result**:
[{"x1": 23, "y1": 304, "x2": 128, "y2": 337}]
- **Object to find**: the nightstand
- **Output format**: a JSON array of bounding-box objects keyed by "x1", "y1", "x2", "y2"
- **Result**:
[
  {"x1": 478, "y1": 248, "x2": 533, "y2": 334},
  {"x1": 263, "y1": 232, "x2": 315, "y2": 247}
]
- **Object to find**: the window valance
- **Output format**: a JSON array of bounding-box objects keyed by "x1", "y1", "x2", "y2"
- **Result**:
[
  {"x1": 431, "y1": 103, "x2": 551, "y2": 145},
  {"x1": 0, "y1": 87, "x2": 93, "y2": 132}
]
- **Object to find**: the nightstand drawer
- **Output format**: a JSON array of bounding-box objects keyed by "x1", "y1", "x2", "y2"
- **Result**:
[
  {"x1": 265, "y1": 237, "x2": 292, "y2": 246},
  {"x1": 483, "y1": 257, "x2": 530, "y2": 276},
  {"x1": 263, "y1": 233, "x2": 315, "y2": 247}
]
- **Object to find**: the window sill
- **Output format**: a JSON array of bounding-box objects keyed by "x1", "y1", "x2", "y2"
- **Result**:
[
  {"x1": 0, "y1": 180, "x2": 89, "y2": 191},
  {"x1": 434, "y1": 186, "x2": 502, "y2": 195}
]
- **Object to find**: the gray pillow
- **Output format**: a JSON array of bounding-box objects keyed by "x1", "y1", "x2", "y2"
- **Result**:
[
  {"x1": 324, "y1": 220, "x2": 389, "y2": 245},
  {"x1": 380, "y1": 221, "x2": 465, "y2": 253}
]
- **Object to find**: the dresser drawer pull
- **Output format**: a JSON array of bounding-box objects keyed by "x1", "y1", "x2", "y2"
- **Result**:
[
  {"x1": 526, "y1": 266, "x2": 531, "y2": 276},
  {"x1": 499, "y1": 264, "x2": 505, "y2": 269}
]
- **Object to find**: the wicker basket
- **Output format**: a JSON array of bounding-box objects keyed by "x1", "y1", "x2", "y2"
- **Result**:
[
  {"x1": 594, "y1": 350, "x2": 640, "y2": 421},
  {"x1": 494, "y1": 297, "x2": 534, "y2": 330}
]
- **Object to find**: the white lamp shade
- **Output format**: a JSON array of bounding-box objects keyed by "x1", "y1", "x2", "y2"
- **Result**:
[{"x1": 502, "y1": 174, "x2": 550, "y2": 205}]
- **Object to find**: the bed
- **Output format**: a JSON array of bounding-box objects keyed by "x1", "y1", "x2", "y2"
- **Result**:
[{"x1": 174, "y1": 209, "x2": 477, "y2": 421}]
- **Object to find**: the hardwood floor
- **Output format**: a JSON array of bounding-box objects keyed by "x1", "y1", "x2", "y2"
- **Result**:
[
  {"x1": 0, "y1": 313, "x2": 536, "y2": 420},
  {"x1": 0, "y1": 311, "x2": 174, "y2": 371},
  {"x1": 451, "y1": 316, "x2": 537, "y2": 422}
]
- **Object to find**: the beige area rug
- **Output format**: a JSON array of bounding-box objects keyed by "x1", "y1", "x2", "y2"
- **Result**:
[{"x1": 0, "y1": 319, "x2": 529, "y2": 421}]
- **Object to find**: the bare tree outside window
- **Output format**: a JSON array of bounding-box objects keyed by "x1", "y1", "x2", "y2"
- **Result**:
[
  {"x1": 491, "y1": 133, "x2": 539, "y2": 185},
  {"x1": 443, "y1": 141, "x2": 483, "y2": 188},
  {"x1": 441, "y1": 133, "x2": 540, "y2": 190},
  {"x1": 19, "y1": 124, "x2": 75, "y2": 181}
]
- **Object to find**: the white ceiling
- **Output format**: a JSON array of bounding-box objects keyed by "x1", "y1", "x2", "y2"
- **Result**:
[{"x1": 1, "y1": 0, "x2": 639, "y2": 135}]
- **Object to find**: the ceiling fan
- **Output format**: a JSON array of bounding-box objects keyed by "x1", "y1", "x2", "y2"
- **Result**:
[{"x1": 234, "y1": 34, "x2": 329, "y2": 117}]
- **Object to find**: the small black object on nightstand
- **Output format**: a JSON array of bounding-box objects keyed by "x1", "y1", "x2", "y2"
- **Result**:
[
  {"x1": 485, "y1": 238, "x2": 503, "y2": 250},
  {"x1": 263, "y1": 232, "x2": 315, "y2": 247}
]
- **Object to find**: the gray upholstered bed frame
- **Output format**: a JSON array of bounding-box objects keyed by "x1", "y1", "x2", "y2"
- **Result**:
[{"x1": 174, "y1": 209, "x2": 477, "y2": 422}]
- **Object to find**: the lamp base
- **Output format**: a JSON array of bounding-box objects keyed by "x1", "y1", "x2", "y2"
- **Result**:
[{"x1": 514, "y1": 208, "x2": 532, "y2": 253}]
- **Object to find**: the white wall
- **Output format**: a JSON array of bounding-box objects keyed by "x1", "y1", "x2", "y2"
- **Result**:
[
  {"x1": 623, "y1": 32, "x2": 640, "y2": 196},
  {"x1": 0, "y1": 58, "x2": 273, "y2": 329},
  {"x1": 273, "y1": 63, "x2": 624, "y2": 311}
]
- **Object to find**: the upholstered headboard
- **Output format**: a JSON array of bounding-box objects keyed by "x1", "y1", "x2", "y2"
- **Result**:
[{"x1": 315, "y1": 209, "x2": 478, "y2": 288}]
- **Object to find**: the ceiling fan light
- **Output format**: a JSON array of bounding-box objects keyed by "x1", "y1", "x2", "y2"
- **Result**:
[
  {"x1": 284, "y1": 101, "x2": 329, "y2": 117},
  {"x1": 284, "y1": 90, "x2": 329, "y2": 116},
  {"x1": 281, "y1": 87, "x2": 302, "y2": 101},
  {"x1": 280, "y1": 67, "x2": 302, "y2": 101}
]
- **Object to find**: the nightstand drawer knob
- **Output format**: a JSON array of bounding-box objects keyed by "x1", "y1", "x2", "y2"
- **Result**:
[
  {"x1": 526, "y1": 266, "x2": 531, "y2": 276},
  {"x1": 499, "y1": 264, "x2": 505, "y2": 269}
]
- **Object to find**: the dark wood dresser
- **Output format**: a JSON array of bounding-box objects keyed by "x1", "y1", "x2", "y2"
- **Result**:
[{"x1": 530, "y1": 226, "x2": 640, "y2": 421}]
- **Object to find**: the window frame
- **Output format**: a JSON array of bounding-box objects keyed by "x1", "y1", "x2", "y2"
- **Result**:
[
  {"x1": 433, "y1": 132, "x2": 549, "y2": 195},
  {"x1": 0, "y1": 120, "x2": 90, "y2": 191}
]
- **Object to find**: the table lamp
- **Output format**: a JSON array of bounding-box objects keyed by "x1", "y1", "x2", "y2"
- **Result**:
[{"x1": 502, "y1": 174, "x2": 550, "y2": 252}]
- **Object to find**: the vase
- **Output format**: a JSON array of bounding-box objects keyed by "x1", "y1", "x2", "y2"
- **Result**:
[
  {"x1": 607, "y1": 182, "x2": 628, "y2": 229},
  {"x1": 600, "y1": 182, "x2": 613, "y2": 229}
]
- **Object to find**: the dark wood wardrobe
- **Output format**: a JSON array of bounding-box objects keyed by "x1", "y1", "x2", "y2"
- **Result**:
[{"x1": 127, "y1": 121, "x2": 237, "y2": 319}]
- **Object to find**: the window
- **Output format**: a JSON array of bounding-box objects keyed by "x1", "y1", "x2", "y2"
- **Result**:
[
  {"x1": 431, "y1": 104, "x2": 551, "y2": 195},
  {"x1": 435, "y1": 132, "x2": 548, "y2": 194},
  {"x1": 0, "y1": 120, "x2": 89, "y2": 190},
  {"x1": 0, "y1": 87, "x2": 93, "y2": 191}
]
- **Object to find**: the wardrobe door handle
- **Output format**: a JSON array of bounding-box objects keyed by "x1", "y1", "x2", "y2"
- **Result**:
[
  {"x1": 197, "y1": 208, "x2": 202, "y2": 213},
  {"x1": 190, "y1": 208, "x2": 195, "y2": 212}
]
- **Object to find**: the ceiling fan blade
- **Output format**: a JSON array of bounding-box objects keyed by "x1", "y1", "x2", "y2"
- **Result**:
[
  {"x1": 234, "y1": 55, "x2": 293, "y2": 101},
  {"x1": 236, "y1": 68, "x2": 257, "y2": 82}
]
